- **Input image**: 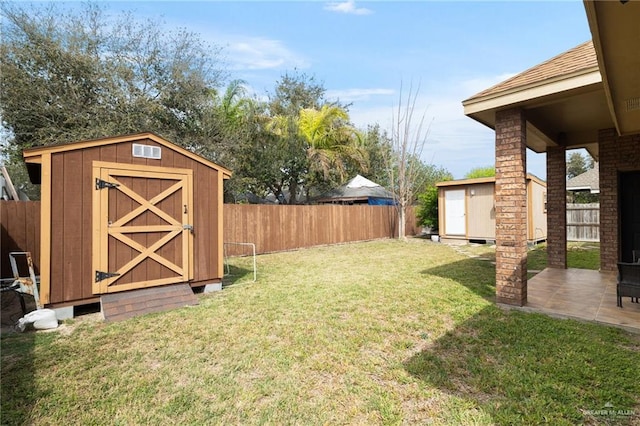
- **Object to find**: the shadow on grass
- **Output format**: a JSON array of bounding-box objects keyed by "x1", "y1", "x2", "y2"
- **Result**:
[
  {"x1": 405, "y1": 305, "x2": 640, "y2": 425},
  {"x1": 418, "y1": 250, "x2": 639, "y2": 424},
  {"x1": 422, "y1": 257, "x2": 496, "y2": 301},
  {"x1": 222, "y1": 263, "x2": 254, "y2": 288},
  {"x1": 1, "y1": 291, "x2": 37, "y2": 425}
]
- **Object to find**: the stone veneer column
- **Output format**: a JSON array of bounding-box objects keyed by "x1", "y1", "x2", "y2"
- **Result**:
[
  {"x1": 546, "y1": 146, "x2": 567, "y2": 268},
  {"x1": 494, "y1": 108, "x2": 528, "y2": 306},
  {"x1": 598, "y1": 128, "x2": 619, "y2": 272}
]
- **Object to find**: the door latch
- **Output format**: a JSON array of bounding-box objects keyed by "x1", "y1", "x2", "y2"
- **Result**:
[{"x1": 183, "y1": 224, "x2": 194, "y2": 233}]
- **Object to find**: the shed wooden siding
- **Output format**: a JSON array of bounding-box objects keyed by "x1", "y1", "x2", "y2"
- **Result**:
[
  {"x1": 0, "y1": 201, "x2": 40, "y2": 278},
  {"x1": 466, "y1": 183, "x2": 495, "y2": 240},
  {"x1": 527, "y1": 178, "x2": 548, "y2": 242},
  {"x1": 33, "y1": 136, "x2": 224, "y2": 306},
  {"x1": 437, "y1": 175, "x2": 546, "y2": 243}
]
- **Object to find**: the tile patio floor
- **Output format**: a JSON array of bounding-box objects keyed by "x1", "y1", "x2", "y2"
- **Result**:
[{"x1": 517, "y1": 268, "x2": 640, "y2": 333}]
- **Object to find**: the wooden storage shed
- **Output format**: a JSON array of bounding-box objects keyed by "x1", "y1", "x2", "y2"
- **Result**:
[
  {"x1": 23, "y1": 132, "x2": 231, "y2": 318},
  {"x1": 437, "y1": 174, "x2": 547, "y2": 244}
]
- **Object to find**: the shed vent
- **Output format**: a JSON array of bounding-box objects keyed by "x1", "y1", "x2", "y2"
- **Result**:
[
  {"x1": 625, "y1": 97, "x2": 640, "y2": 112},
  {"x1": 132, "y1": 143, "x2": 161, "y2": 159}
]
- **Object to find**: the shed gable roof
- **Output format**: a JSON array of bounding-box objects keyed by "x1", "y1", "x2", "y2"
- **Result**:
[{"x1": 23, "y1": 132, "x2": 232, "y2": 178}]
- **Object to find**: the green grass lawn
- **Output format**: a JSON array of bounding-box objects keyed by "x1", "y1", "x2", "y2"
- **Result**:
[
  {"x1": 460, "y1": 241, "x2": 601, "y2": 277},
  {"x1": 2, "y1": 240, "x2": 638, "y2": 425}
]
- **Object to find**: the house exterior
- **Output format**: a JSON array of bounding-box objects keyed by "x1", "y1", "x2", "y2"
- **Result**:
[
  {"x1": 437, "y1": 175, "x2": 546, "y2": 244},
  {"x1": 22, "y1": 132, "x2": 231, "y2": 314},
  {"x1": 567, "y1": 163, "x2": 599, "y2": 194},
  {"x1": 316, "y1": 175, "x2": 395, "y2": 205},
  {"x1": 462, "y1": 1, "x2": 640, "y2": 306}
]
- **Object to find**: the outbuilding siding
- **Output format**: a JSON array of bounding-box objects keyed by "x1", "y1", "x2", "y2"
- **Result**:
[{"x1": 23, "y1": 133, "x2": 230, "y2": 307}]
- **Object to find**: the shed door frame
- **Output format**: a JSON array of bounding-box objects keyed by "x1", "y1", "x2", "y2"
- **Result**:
[
  {"x1": 92, "y1": 161, "x2": 194, "y2": 294},
  {"x1": 445, "y1": 189, "x2": 466, "y2": 236}
]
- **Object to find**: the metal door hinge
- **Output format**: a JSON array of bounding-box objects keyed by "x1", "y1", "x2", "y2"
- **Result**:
[
  {"x1": 95, "y1": 178, "x2": 120, "y2": 190},
  {"x1": 95, "y1": 270, "x2": 120, "y2": 282}
]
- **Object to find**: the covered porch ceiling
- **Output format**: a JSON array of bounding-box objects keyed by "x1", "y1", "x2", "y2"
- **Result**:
[
  {"x1": 585, "y1": 0, "x2": 640, "y2": 137},
  {"x1": 462, "y1": 1, "x2": 640, "y2": 161}
]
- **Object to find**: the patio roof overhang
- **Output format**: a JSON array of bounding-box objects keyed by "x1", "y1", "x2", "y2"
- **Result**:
[
  {"x1": 462, "y1": 1, "x2": 640, "y2": 160},
  {"x1": 462, "y1": 42, "x2": 610, "y2": 160},
  {"x1": 584, "y1": 0, "x2": 640, "y2": 137}
]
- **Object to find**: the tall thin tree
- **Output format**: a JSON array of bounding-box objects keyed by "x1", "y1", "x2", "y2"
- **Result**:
[{"x1": 388, "y1": 82, "x2": 432, "y2": 240}]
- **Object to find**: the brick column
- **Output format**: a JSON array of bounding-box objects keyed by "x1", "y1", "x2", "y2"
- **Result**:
[
  {"x1": 598, "y1": 128, "x2": 618, "y2": 272},
  {"x1": 494, "y1": 108, "x2": 528, "y2": 306},
  {"x1": 546, "y1": 146, "x2": 566, "y2": 268}
]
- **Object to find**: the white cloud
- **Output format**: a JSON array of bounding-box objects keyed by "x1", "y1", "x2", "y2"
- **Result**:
[
  {"x1": 224, "y1": 36, "x2": 310, "y2": 71},
  {"x1": 324, "y1": 1, "x2": 373, "y2": 15},
  {"x1": 326, "y1": 88, "x2": 395, "y2": 102}
]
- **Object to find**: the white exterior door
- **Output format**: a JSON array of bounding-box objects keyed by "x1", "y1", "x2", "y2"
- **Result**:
[{"x1": 445, "y1": 189, "x2": 466, "y2": 235}]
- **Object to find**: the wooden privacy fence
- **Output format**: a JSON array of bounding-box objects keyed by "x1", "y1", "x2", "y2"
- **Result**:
[
  {"x1": 0, "y1": 201, "x2": 41, "y2": 278},
  {"x1": 567, "y1": 203, "x2": 600, "y2": 242},
  {"x1": 223, "y1": 204, "x2": 419, "y2": 256},
  {"x1": 1, "y1": 201, "x2": 420, "y2": 276}
]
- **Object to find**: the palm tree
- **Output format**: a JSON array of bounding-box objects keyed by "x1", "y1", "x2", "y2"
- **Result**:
[
  {"x1": 218, "y1": 79, "x2": 250, "y2": 129},
  {"x1": 297, "y1": 105, "x2": 367, "y2": 181}
]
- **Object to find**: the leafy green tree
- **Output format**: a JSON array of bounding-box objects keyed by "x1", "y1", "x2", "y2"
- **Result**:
[
  {"x1": 572, "y1": 191, "x2": 599, "y2": 204},
  {"x1": 298, "y1": 105, "x2": 367, "y2": 198},
  {"x1": 566, "y1": 151, "x2": 597, "y2": 203},
  {"x1": 232, "y1": 72, "x2": 370, "y2": 204},
  {"x1": 226, "y1": 99, "x2": 288, "y2": 203},
  {"x1": 464, "y1": 166, "x2": 495, "y2": 179},
  {"x1": 264, "y1": 112, "x2": 309, "y2": 204},
  {"x1": 416, "y1": 187, "x2": 439, "y2": 230},
  {"x1": 269, "y1": 71, "x2": 325, "y2": 116},
  {"x1": 358, "y1": 124, "x2": 393, "y2": 188},
  {"x1": 0, "y1": 2, "x2": 225, "y2": 197},
  {"x1": 566, "y1": 151, "x2": 593, "y2": 179},
  {"x1": 416, "y1": 166, "x2": 453, "y2": 231},
  {"x1": 257, "y1": 72, "x2": 326, "y2": 203},
  {"x1": 299, "y1": 105, "x2": 365, "y2": 179}
]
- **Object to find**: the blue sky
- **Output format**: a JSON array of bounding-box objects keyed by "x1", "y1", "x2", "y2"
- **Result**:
[{"x1": 106, "y1": 1, "x2": 591, "y2": 179}]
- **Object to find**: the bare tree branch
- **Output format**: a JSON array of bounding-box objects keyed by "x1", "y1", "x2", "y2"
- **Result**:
[{"x1": 388, "y1": 80, "x2": 433, "y2": 240}]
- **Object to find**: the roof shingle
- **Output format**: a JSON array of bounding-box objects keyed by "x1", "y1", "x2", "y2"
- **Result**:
[
  {"x1": 465, "y1": 40, "x2": 598, "y2": 103},
  {"x1": 567, "y1": 163, "x2": 599, "y2": 193}
]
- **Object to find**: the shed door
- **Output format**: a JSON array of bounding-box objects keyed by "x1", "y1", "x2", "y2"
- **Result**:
[
  {"x1": 445, "y1": 189, "x2": 466, "y2": 236},
  {"x1": 92, "y1": 162, "x2": 193, "y2": 294}
]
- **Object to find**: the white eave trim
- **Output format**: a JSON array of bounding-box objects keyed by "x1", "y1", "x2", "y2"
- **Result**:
[{"x1": 463, "y1": 68, "x2": 602, "y2": 116}]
